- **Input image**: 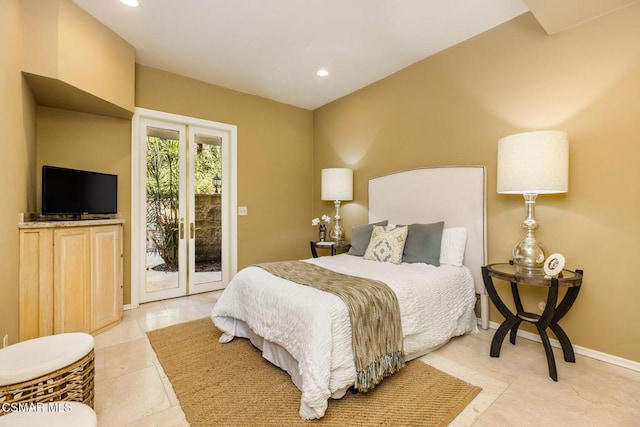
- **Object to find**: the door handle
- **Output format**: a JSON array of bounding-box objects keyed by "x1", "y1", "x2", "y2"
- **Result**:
[
  {"x1": 179, "y1": 217, "x2": 185, "y2": 239},
  {"x1": 190, "y1": 222, "x2": 195, "y2": 239}
]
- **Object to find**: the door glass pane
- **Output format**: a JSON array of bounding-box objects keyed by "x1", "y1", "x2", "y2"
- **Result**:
[
  {"x1": 145, "y1": 126, "x2": 181, "y2": 293},
  {"x1": 193, "y1": 134, "x2": 222, "y2": 286}
]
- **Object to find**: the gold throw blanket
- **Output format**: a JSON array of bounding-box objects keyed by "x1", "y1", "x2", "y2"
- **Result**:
[{"x1": 255, "y1": 260, "x2": 405, "y2": 392}]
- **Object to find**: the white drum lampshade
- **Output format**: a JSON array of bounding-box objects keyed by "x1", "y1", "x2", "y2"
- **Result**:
[
  {"x1": 321, "y1": 168, "x2": 353, "y2": 241},
  {"x1": 498, "y1": 130, "x2": 568, "y2": 195},
  {"x1": 321, "y1": 168, "x2": 353, "y2": 202}
]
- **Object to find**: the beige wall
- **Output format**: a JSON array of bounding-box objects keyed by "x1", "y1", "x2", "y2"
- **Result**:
[
  {"x1": 33, "y1": 63, "x2": 314, "y2": 307},
  {"x1": 35, "y1": 107, "x2": 132, "y2": 304},
  {"x1": 2, "y1": 0, "x2": 313, "y2": 321},
  {"x1": 5, "y1": 0, "x2": 637, "y2": 365},
  {"x1": 35, "y1": 64, "x2": 314, "y2": 306},
  {"x1": 314, "y1": 7, "x2": 640, "y2": 362},
  {"x1": 22, "y1": 0, "x2": 135, "y2": 117},
  {"x1": 136, "y1": 65, "x2": 315, "y2": 275},
  {"x1": 0, "y1": 0, "x2": 38, "y2": 345}
]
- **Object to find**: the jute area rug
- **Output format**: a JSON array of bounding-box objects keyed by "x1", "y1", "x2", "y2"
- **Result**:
[{"x1": 147, "y1": 317, "x2": 481, "y2": 426}]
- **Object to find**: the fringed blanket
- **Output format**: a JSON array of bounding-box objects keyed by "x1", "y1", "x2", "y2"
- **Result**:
[{"x1": 255, "y1": 260, "x2": 405, "y2": 391}]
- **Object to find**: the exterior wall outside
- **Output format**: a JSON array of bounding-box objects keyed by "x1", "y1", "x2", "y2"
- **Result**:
[{"x1": 195, "y1": 194, "x2": 222, "y2": 263}]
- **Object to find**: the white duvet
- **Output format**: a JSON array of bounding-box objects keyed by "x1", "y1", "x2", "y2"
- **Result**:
[{"x1": 211, "y1": 254, "x2": 477, "y2": 419}]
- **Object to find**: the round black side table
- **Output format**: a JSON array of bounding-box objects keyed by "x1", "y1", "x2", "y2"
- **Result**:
[
  {"x1": 482, "y1": 262, "x2": 583, "y2": 381},
  {"x1": 309, "y1": 241, "x2": 351, "y2": 258}
]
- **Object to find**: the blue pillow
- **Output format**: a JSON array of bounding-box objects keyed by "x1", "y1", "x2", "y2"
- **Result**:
[
  {"x1": 402, "y1": 221, "x2": 445, "y2": 266},
  {"x1": 347, "y1": 220, "x2": 388, "y2": 256}
]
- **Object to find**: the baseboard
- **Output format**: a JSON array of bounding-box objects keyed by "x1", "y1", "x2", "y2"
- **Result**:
[
  {"x1": 123, "y1": 304, "x2": 132, "y2": 311},
  {"x1": 479, "y1": 319, "x2": 640, "y2": 373}
]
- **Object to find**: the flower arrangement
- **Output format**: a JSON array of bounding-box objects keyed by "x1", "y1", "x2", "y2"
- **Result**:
[
  {"x1": 311, "y1": 215, "x2": 331, "y2": 227},
  {"x1": 312, "y1": 215, "x2": 331, "y2": 241}
]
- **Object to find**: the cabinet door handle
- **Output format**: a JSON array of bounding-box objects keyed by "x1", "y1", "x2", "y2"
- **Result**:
[{"x1": 190, "y1": 222, "x2": 195, "y2": 239}]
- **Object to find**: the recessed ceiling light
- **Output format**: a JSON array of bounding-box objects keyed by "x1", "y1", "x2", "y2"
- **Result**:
[
  {"x1": 120, "y1": 0, "x2": 139, "y2": 7},
  {"x1": 316, "y1": 69, "x2": 329, "y2": 77}
]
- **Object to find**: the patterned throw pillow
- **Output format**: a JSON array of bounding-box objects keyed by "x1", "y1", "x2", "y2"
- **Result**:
[{"x1": 363, "y1": 225, "x2": 409, "y2": 264}]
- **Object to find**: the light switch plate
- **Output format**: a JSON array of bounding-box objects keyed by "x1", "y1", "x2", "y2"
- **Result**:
[{"x1": 238, "y1": 206, "x2": 248, "y2": 216}]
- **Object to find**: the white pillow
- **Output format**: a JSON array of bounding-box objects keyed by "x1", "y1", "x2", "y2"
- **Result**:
[
  {"x1": 440, "y1": 227, "x2": 467, "y2": 266},
  {"x1": 364, "y1": 225, "x2": 408, "y2": 264}
]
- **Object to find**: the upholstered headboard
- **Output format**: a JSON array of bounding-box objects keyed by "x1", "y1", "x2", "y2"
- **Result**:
[{"x1": 368, "y1": 166, "x2": 488, "y2": 328}]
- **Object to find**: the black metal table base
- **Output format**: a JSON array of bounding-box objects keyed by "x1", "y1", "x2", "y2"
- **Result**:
[{"x1": 482, "y1": 266, "x2": 582, "y2": 381}]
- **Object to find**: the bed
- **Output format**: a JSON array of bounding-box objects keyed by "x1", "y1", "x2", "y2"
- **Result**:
[{"x1": 211, "y1": 166, "x2": 488, "y2": 420}]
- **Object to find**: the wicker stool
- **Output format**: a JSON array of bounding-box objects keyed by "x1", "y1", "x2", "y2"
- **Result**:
[
  {"x1": 0, "y1": 333, "x2": 95, "y2": 414},
  {"x1": 0, "y1": 401, "x2": 96, "y2": 427}
]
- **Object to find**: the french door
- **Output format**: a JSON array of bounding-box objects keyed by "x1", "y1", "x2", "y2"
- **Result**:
[{"x1": 132, "y1": 109, "x2": 237, "y2": 305}]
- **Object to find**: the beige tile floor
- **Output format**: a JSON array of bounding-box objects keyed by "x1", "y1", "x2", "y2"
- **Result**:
[{"x1": 94, "y1": 294, "x2": 640, "y2": 426}]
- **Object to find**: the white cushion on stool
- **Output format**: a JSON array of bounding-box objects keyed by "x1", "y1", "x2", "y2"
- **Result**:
[
  {"x1": 0, "y1": 333, "x2": 94, "y2": 386},
  {"x1": 0, "y1": 402, "x2": 97, "y2": 427}
]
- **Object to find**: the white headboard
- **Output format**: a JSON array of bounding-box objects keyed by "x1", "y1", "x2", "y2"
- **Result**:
[{"x1": 368, "y1": 166, "x2": 488, "y2": 310}]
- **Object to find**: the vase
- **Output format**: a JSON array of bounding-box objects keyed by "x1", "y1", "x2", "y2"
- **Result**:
[{"x1": 319, "y1": 226, "x2": 326, "y2": 242}]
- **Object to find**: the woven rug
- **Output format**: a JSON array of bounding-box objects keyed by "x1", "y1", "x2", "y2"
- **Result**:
[{"x1": 147, "y1": 317, "x2": 481, "y2": 426}]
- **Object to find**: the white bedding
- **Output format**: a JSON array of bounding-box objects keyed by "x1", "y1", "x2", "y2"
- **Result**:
[{"x1": 211, "y1": 254, "x2": 478, "y2": 419}]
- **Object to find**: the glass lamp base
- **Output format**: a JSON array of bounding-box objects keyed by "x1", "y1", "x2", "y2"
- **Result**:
[
  {"x1": 512, "y1": 238, "x2": 547, "y2": 276},
  {"x1": 514, "y1": 263, "x2": 546, "y2": 276},
  {"x1": 330, "y1": 200, "x2": 344, "y2": 242},
  {"x1": 330, "y1": 220, "x2": 343, "y2": 241}
]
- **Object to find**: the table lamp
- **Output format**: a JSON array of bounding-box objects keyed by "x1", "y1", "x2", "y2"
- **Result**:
[
  {"x1": 497, "y1": 130, "x2": 568, "y2": 275},
  {"x1": 321, "y1": 168, "x2": 353, "y2": 242}
]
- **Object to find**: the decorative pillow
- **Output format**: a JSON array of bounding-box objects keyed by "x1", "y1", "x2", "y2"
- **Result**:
[
  {"x1": 440, "y1": 227, "x2": 467, "y2": 267},
  {"x1": 363, "y1": 225, "x2": 409, "y2": 264},
  {"x1": 347, "y1": 220, "x2": 388, "y2": 256},
  {"x1": 402, "y1": 221, "x2": 445, "y2": 266}
]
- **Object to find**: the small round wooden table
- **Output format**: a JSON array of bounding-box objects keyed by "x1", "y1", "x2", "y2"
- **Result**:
[{"x1": 482, "y1": 262, "x2": 583, "y2": 381}]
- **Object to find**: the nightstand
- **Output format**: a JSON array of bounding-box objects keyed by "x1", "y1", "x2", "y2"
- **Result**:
[
  {"x1": 482, "y1": 262, "x2": 583, "y2": 381},
  {"x1": 310, "y1": 241, "x2": 351, "y2": 258}
]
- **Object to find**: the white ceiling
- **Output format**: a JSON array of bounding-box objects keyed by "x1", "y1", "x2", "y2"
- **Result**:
[{"x1": 71, "y1": 0, "x2": 529, "y2": 110}]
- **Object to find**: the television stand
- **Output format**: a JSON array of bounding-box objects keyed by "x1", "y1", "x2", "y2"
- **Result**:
[{"x1": 18, "y1": 218, "x2": 125, "y2": 339}]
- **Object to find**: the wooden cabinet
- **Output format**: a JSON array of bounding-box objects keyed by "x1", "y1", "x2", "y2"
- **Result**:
[
  {"x1": 90, "y1": 225, "x2": 123, "y2": 331},
  {"x1": 18, "y1": 228, "x2": 54, "y2": 338},
  {"x1": 53, "y1": 227, "x2": 92, "y2": 334},
  {"x1": 19, "y1": 220, "x2": 124, "y2": 341}
]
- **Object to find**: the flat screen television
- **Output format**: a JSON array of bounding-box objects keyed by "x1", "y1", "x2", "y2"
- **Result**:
[{"x1": 42, "y1": 165, "x2": 118, "y2": 216}]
